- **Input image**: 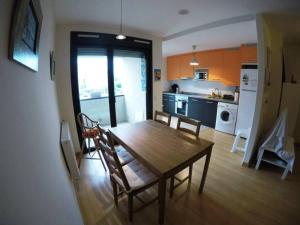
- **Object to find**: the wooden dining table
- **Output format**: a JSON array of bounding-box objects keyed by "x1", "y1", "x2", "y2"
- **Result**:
[{"x1": 110, "y1": 120, "x2": 214, "y2": 224}]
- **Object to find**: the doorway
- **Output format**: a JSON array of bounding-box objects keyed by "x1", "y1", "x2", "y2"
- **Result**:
[{"x1": 70, "y1": 32, "x2": 153, "y2": 145}]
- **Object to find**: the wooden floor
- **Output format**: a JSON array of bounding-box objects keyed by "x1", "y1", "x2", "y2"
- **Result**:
[{"x1": 75, "y1": 123, "x2": 300, "y2": 225}]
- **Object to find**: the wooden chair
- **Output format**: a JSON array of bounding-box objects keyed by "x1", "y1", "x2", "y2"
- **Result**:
[
  {"x1": 169, "y1": 116, "x2": 201, "y2": 197},
  {"x1": 97, "y1": 125, "x2": 134, "y2": 166},
  {"x1": 77, "y1": 113, "x2": 107, "y2": 170},
  {"x1": 176, "y1": 116, "x2": 201, "y2": 137},
  {"x1": 98, "y1": 130, "x2": 158, "y2": 221},
  {"x1": 154, "y1": 110, "x2": 171, "y2": 126}
]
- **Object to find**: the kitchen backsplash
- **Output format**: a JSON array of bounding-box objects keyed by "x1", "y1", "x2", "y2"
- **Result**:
[{"x1": 169, "y1": 80, "x2": 237, "y2": 95}]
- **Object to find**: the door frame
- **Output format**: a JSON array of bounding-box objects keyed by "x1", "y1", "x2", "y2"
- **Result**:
[{"x1": 70, "y1": 32, "x2": 153, "y2": 147}]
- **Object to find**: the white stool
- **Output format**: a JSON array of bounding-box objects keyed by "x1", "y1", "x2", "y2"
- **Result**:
[
  {"x1": 231, "y1": 128, "x2": 250, "y2": 153},
  {"x1": 255, "y1": 136, "x2": 295, "y2": 180}
]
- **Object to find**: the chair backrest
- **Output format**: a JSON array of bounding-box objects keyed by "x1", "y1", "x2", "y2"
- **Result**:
[
  {"x1": 77, "y1": 113, "x2": 100, "y2": 138},
  {"x1": 176, "y1": 116, "x2": 201, "y2": 137},
  {"x1": 97, "y1": 128, "x2": 131, "y2": 191},
  {"x1": 77, "y1": 113, "x2": 99, "y2": 131},
  {"x1": 154, "y1": 110, "x2": 171, "y2": 126}
]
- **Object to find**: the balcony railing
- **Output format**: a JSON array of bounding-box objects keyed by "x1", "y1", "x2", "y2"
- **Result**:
[{"x1": 80, "y1": 95, "x2": 128, "y2": 126}]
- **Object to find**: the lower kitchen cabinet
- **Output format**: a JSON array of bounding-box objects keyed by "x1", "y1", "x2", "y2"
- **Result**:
[
  {"x1": 188, "y1": 98, "x2": 202, "y2": 121},
  {"x1": 162, "y1": 94, "x2": 175, "y2": 115},
  {"x1": 188, "y1": 97, "x2": 218, "y2": 128}
]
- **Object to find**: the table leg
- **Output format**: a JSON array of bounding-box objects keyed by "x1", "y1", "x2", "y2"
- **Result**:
[
  {"x1": 158, "y1": 177, "x2": 166, "y2": 225},
  {"x1": 199, "y1": 149, "x2": 212, "y2": 193}
]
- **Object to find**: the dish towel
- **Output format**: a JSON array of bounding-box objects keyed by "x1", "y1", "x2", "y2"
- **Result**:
[{"x1": 177, "y1": 101, "x2": 183, "y2": 109}]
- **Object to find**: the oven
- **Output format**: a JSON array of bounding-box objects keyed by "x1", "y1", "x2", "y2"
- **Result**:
[{"x1": 175, "y1": 95, "x2": 188, "y2": 116}]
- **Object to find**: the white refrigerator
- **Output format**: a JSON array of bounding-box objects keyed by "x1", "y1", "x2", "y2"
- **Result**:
[{"x1": 235, "y1": 65, "x2": 258, "y2": 137}]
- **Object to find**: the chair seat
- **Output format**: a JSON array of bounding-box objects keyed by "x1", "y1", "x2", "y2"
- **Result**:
[
  {"x1": 82, "y1": 127, "x2": 99, "y2": 138},
  {"x1": 115, "y1": 145, "x2": 135, "y2": 165},
  {"x1": 121, "y1": 160, "x2": 158, "y2": 190}
]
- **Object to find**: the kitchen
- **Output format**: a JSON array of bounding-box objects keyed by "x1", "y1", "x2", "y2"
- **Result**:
[{"x1": 162, "y1": 44, "x2": 258, "y2": 141}]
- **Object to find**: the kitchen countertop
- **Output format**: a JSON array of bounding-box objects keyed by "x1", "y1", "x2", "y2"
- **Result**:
[{"x1": 163, "y1": 91, "x2": 238, "y2": 105}]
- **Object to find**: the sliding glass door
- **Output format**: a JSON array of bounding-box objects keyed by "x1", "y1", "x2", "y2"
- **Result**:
[
  {"x1": 71, "y1": 32, "x2": 153, "y2": 147},
  {"x1": 77, "y1": 48, "x2": 111, "y2": 127},
  {"x1": 113, "y1": 50, "x2": 147, "y2": 125},
  {"x1": 75, "y1": 47, "x2": 148, "y2": 128}
]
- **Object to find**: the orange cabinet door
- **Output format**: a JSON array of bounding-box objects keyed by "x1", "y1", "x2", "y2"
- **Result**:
[
  {"x1": 195, "y1": 50, "x2": 223, "y2": 81},
  {"x1": 240, "y1": 44, "x2": 257, "y2": 63},
  {"x1": 195, "y1": 51, "x2": 209, "y2": 68},
  {"x1": 178, "y1": 53, "x2": 194, "y2": 78},
  {"x1": 208, "y1": 50, "x2": 223, "y2": 81},
  {"x1": 167, "y1": 56, "x2": 180, "y2": 80},
  {"x1": 223, "y1": 48, "x2": 240, "y2": 86}
]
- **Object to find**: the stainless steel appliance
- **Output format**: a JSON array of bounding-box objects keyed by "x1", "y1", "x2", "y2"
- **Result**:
[
  {"x1": 194, "y1": 68, "x2": 208, "y2": 80},
  {"x1": 175, "y1": 95, "x2": 188, "y2": 116}
]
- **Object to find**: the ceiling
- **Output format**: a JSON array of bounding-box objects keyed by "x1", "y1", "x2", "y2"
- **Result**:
[
  {"x1": 163, "y1": 20, "x2": 257, "y2": 56},
  {"x1": 54, "y1": 0, "x2": 300, "y2": 55}
]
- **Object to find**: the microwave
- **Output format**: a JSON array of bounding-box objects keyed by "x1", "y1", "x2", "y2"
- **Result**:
[{"x1": 194, "y1": 69, "x2": 208, "y2": 80}]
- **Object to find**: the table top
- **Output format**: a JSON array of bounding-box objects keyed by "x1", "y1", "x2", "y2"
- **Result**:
[{"x1": 110, "y1": 120, "x2": 214, "y2": 176}]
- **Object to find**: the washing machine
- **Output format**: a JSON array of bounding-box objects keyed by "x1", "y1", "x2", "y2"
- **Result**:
[{"x1": 215, "y1": 102, "x2": 238, "y2": 135}]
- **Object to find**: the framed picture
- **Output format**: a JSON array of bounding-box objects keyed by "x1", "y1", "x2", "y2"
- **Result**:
[
  {"x1": 50, "y1": 51, "x2": 55, "y2": 81},
  {"x1": 154, "y1": 68, "x2": 161, "y2": 81},
  {"x1": 8, "y1": 0, "x2": 43, "y2": 71}
]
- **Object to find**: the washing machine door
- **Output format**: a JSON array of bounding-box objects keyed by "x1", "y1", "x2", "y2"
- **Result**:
[{"x1": 219, "y1": 109, "x2": 234, "y2": 124}]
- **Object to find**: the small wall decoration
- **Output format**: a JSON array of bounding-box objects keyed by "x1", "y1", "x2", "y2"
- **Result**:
[
  {"x1": 141, "y1": 57, "x2": 146, "y2": 91},
  {"x1": 50, "y1": 51, "x2": 55, "y2": 81},
  {"x1": 8, "y1": 0, "x2": 43, "y2": 71},
  {"x1": 154, "y1": 68, "x2": 161, "y2": 81}
]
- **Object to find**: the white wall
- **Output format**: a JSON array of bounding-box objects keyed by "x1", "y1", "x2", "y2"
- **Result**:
[
  {"x1": 0, "y1": 1, "x2": 83, "y2": 224},
  {"x1": 242, "y1": 15, "x2": 267, "y2": 164},
  {"x1": 283, "y1": 43, "x2": 300, "y2": 143},
  {"x1": 243, "y1": 14, "x2": 285, "y2": 164},
  {"x1": 55, "y1": 24, "x2": 163, "y2": 152},
  {"x1": 283, "y1": 43, "x2": 300, "y2": 83}
]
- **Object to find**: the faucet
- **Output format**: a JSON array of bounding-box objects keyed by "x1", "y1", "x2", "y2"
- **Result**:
[{"x1": 212, "y1": 88, "x2": 222, "y2": 98}]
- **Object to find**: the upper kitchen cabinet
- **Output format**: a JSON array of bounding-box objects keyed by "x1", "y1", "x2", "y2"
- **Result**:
[
  {"x1": 179, "y1": 53, "x2": 194, "y2": 79},
  {"x1": 223, "y1": 48, "x2": 240, "y2": 86},
  {"x1": 167, "y1": 56, "x2": 181, "y2": 80},
  {"x1": 167, "y1": 44, "x2": 257, "y2": 84},
  {"x1": 195, "y1": 50, "x2": 223, "y2": 81},
  {"x1": 167, "y1": 53, "x2": 193, "y2": 80},
  {"x1": 240, "y1": 44, "x2": 257, "y2": 63}
]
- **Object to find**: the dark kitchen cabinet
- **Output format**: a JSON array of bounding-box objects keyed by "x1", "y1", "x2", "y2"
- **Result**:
[
  {"x1": 162, "y1": 94, "x2": 175, "y2": 115},
  {"x1": 188, "y1": 97, "x2": 218, "y2": 128},
  {"x1": 188, "y1": 98, "x2": 202, "y2": 121}
]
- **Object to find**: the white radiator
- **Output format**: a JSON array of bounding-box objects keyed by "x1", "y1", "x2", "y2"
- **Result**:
[{"x1": 60, "y1": 121, "x2": 80, "y2": 181}]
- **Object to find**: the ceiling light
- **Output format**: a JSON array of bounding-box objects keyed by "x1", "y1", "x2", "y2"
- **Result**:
[
  {"x1": 116, "y1": 0, "x2": 126, "y2": 40},
  {"x1": 190, "y1": 58, "x2": 199, "y2": 66},
  {"x1": 178, "y1": 9, "x2": 190, "y2": 15},
  {"x1": 116, "y1": 34, "x2": 126, "y2": 40},
  {"x1": 190, "y1": 45, "x2": 199, "y2": 66}
]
